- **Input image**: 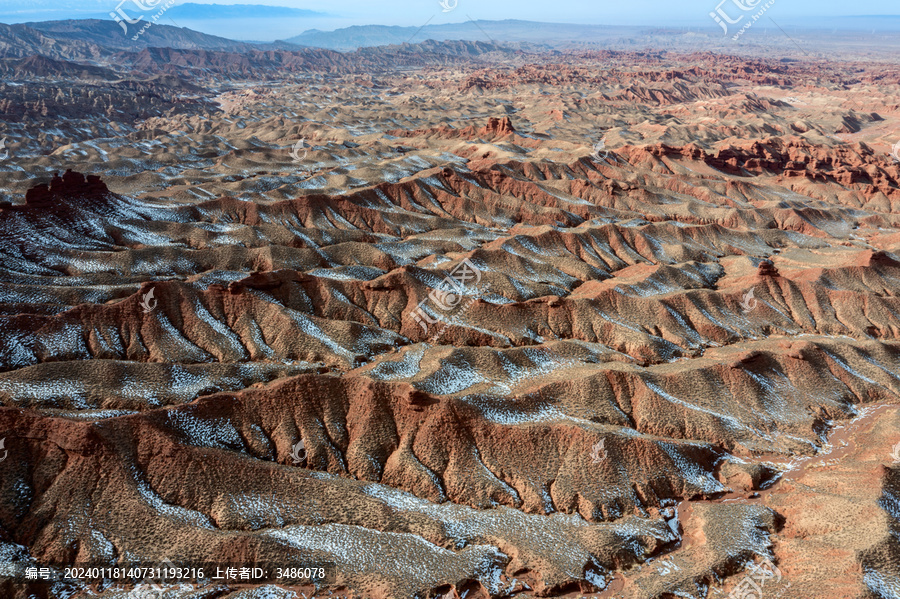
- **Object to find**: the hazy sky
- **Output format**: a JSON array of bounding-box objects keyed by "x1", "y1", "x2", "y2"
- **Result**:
[
  {"x1": 268, "y1": 0, "x2": 900, "y2": 24},
  {"x1": 2, "y1": 0, "x2": 899, "y2": 26}
]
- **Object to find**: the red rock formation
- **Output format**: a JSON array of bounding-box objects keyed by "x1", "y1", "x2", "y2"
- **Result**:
[
  {"x1": 22, "y1": 169, "x2": 109, "y2": 208},
  {"x1": 478, "y1": 116, "x2": 516, "y2": 137}
]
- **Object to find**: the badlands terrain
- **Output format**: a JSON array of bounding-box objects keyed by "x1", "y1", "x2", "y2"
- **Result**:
[{"x1": 1, "y1": 23, "x2": 900, "y2": 599}]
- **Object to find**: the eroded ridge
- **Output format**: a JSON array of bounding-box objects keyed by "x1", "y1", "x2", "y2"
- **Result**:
[{"x1": 1, "y1": 47, "x2": 900, "y2": 599}]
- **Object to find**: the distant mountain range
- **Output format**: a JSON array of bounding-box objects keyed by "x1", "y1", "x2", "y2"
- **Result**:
[
  {"x1": 0, "y1": 19, "x2": 522, "y2": 80},
  {"x1": 0, "y1": 21, "x2": 111, "y2": 61},
  {"x1": 3, "y1": 14, "x2": 900, "y2": 60},
  {"x1": 284, "y1": 20, "x2": 641, "y2": 51},
  {"x1": 2, "y1": 18, "x2": 567, "y2": 59},
  {"x1": 2, "y1": 18, "x2": 658, "y2": 55},
  {"x1": 285, "y1": 16, "x2": 900, "y2": 51},
  {"x1": 3, "y1": 5, "x2": 900, "y2": 39},
  {"x1": 20, "y1": 19, "x2": 259, "y2": 52}
]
